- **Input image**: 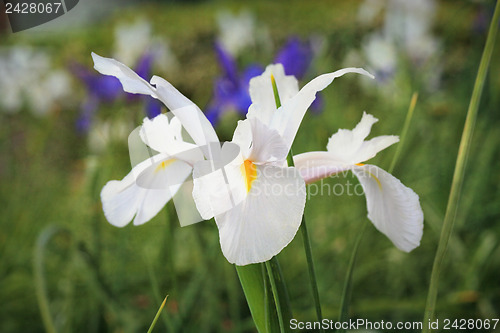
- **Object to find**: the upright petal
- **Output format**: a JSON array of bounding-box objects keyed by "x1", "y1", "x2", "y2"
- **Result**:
[
  {"x1": 232, "y1": 118, "x2": 288, "y2": 164},
  {"x1": 140, "y1": 114, "x2": 202, "y2": 162},
  {"x1": 247, "y1": 64, "x2": 299, "y2": 126},
  {"x1": 326, "y1": 112, "x2": 398, "y2": 163},
  {"x1": 352, "y1": 164, "x2": 423, "y2": 252}
]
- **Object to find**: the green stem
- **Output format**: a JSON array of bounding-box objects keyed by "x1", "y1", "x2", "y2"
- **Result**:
[
  {"x1": 422, "y1": 2, "x2": 500, "y2": 331},
  {"x1": 265, "y1": 261, "x2": 285, "y2": 333},
  {"x1": 300, "y1": 213, "x2": 324, "y2": 329},
  {"x1": 272, "y1": 72, "x2": 324, "y2": 329},
  {"x1": 287, "y1": 151, "x2": 324, "y2": 330}
]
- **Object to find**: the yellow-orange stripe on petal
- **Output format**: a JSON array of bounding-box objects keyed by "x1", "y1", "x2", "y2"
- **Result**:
[
  {"x1": 155, "y1": 159, "x2": 175, "y2": 173},
  {"x1": 240, "y1": 159, "x2": 257, "y2": 193}
]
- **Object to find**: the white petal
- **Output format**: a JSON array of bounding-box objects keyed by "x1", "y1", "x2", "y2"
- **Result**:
[
  {"x1": 92, "y1": 52, "x2": 158, "y2": 97},
  {"x1": 249, "y1": 68, "x2": 373, "y2": 152},
  {"x1": 192, "y1": 142, "x2": 243, "y2": 220},
  {"x1": 139, "y1": 114, "x2": 203, "y2": 163},
  {"x1": 247, "y1": 64, "x2": 299, "y2": 125},
  {"x1": 134, "y1": 158, "x2": 193, "y2": 225},
  {"x1": 352, "y1": 164, "x2": 423, "y2": 252},
  {"x1": 327, "y1": 111, "x2": 378, "y2": 154},
  {"x1": 92, "y1": 53, "x2": 218, "y2": 149},
  {"x1": 293, "y1": 151, "x2": 352, "y2": 184},
  {"x1": 150, "y1": 76, "x2": 219, "y2": 148},
  {"x1": 101, "y1": 177, "x2": 145, "y2": 227},
  {"x1": 101, "y1": 154, "x2": 193, "y2": 227},
  {"x1": 326, "y1": 112, "x2": 398, "y2": 164},
  {"x1": 232, "y1": 118, "x2": 288, "y2": 163},
  {"x1": 215, "y1": 165, "x2": 306, "y2": 265}
]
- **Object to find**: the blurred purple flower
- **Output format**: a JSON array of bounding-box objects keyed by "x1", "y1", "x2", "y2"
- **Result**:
[
  {"x1": 73, "y1": 52, "x2": 161, "y2": 133},
  {"x1": 275, "y1": 37, "x2": 323, "y2": 113},
  {"x1": 205, "y1": 42, "x2": 263, "y2": 124},
  {"x1": 207, "y1": 37, "x2": 323, "y2": 125},
  {"x1": 274, "y1": 37, "x2": 313, "y2": 80}
]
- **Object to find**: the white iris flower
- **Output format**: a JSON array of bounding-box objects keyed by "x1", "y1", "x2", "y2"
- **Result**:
[
  {"x1": 294, "y1": 112, "x2": 424, "y2": 252},
  {"x1": 92, "y1": 52, "x2": 373, "y2": 265}
]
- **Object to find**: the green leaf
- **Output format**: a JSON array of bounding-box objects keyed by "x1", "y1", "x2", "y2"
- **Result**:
[{"x1": 236, "y1": 264, "x2": 280, "y2": 333}]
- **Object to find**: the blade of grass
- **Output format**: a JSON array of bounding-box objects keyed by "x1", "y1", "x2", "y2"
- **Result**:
[
  {"x1": 337, "y1": 222, "x2": 367, "y2": 333},
  {"x1": 146, "y1": 258, "x2": 175, "y2": 332},
  {"x1": 388, "y1": 92, "x2": 419, "y2": 174},
  {"x1": 34, "y1": 226, "x2": 66, "y2": 333},
  {"x1": 147, "y1": 295, "x2": 168, "y2": 333},
  {"x1": 422, "y1": 2, "x2": 500, "y2": 331}
]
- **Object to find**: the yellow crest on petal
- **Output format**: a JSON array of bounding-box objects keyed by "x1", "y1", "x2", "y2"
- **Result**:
[
  {"x1": 155, "y1": 159, "x2": 175, "y2": 173},
  {"x1": 240, "y1": 159, "x2": 257, "y2": 193}
]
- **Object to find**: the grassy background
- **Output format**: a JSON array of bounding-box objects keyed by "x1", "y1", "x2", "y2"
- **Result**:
[{"x1": 1, "y1": 0, "x2": 499, "y2": 332}]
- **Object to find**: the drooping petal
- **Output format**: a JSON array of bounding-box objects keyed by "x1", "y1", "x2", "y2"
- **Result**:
[
  {"x1": 215, "y1": 164, "x2": 306, "y2": 265},
  {"x1": 278, "y1": 68, "x2": 374, "y2": 151},
  {"x1": 352, "y1": 164, "x2": 423, "y2": 252},
  {"x1": 101, "y1": 154, "x2": 193, "y2": 227},
  {"x1": 326, "y1": 112, "x2": 399, "y2": 164}
]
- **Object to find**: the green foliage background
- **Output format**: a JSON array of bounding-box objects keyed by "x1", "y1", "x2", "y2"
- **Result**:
[{"x1": 0, "y1": 0, "x2": 499, "y2": 332}]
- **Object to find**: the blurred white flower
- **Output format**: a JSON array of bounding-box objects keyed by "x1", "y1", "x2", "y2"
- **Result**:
[
  {"x1": 216, "y1": 10, "x2": 271, "y2": 57},
  {"x1": 357, "y1": 0, "x2": 385, "y2": 25},
  {"x1": 217, "y1": 10, "x2": 256, "y2": 56},
  {"x1": 114, "y1": 19, "x2": 177, "y2": 73},
  {"x1": 87, "y1": 118, "x2": 133, "y2": 154},
  {"x1": 0, "y1": 46, "x2": 72, "y2": 115},
  {"x1": 114, "y1": 20, "x2": 152, "y2": 66},
  {"x1": 354, "y1": 0, "x2": 441, "y2": 92},
  {"x1": 384, "y1": 0, "x2": 440, "y2": 64}
]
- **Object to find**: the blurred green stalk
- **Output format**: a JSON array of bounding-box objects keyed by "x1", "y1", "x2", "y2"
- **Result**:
[
  {"x1": 389, "y1": 92, "x2": 418, "y2": 174},
  {"x1": 146, "y1": 295, "x2": 168, "y2": 333},
  {"x1": 422, "y1": 1, "x2": 500, "y2": 331},
  {"x1": 34, "y1": 226, "x2": 64, "y2": 333}
]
